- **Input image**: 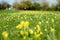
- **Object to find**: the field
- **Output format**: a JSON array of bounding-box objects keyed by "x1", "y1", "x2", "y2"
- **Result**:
[{"x1": 0, "y1": 10, "x2": 60, "y2": 40}]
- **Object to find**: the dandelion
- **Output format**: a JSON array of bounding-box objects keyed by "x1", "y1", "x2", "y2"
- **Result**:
[
  {"x1": 23, "y1": 21, "x2": 29, "y2": 28},
  {"x1": 35, "y1": 34, "x2": 40, "y2": 38},
  {"x1": 36, "y1": 25, "x2": 40, "y2": 33},
  {"x1": 50, "y1": 27, "x2": 54, "y2": 32},
  {"x1": 20, "y1": 30, "x2": 24, "y2": 35},
  {"x1": 29, "y1": 29, "x2": 33, "y2": 35},
  {"x1": 20, "y1": 21, "x2": 24, "y2": 25},
  {"x1": 16, "y1": 24, "x2": 22, "y2": 29},
  {"x1": 2, "y1": 31, "x2": 8, "y2": 38},
  {"x1": 36, "y1": 25, "x2": 40, "y2": 29}
]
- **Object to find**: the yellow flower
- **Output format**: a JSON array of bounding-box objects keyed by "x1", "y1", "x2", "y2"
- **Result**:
[
  {"x1": 36, "y1": 25, "x2": 40, "y2": 30},
  {"x1": 16, "y1": 24, "x2": 22, "y2": 29},
  {"x1": 2, "y1": 31, "x2": 8, "y2": 38},
  {"x1": 23, "y1": 21, "x2": 29, "y2": 28},
  {"x1": 50, "y1": 27, "x2": 54, "y2": 32},
  {"x1": 20, "y1": 31, "x2": 24, "y2": 35},
  {"x1": 29, "y1": 29, "x2": 33, "y2": 35},
  {"x1": 20, "y1": 21, "x2": 24, "y2": 25},
  {"x1": 35, "y1": 34, "x2": 40, "y2": 38},
  {"x1": 36, "y1": 25, "x2": 40, "y2": 33},
  {"x1": 36, "y1": 25, "x2": 40, "y2": 28}
]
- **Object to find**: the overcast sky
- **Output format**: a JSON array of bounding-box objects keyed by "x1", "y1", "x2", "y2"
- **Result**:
[{"x1": 0, "y1": 0, "x2": 58, "y2": 5}]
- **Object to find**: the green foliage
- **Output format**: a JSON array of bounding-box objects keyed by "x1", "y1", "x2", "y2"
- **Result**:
[
  {"x1": 19, "y1": 1, "x2": 32, "y2": 10},
  {"x1": 13, "y1": 1, "x2": 41, "y2": 10},
  {"x1": 31, "y1": 2, "x2": 41, "y2": 10},
  {"x1": 0, "y1": 10, "x2": 60, "y2": 40},
  {"x1": 0, "y1": 0, "x2": 60, "y2": 11},
  {"x1": 0, "y1": 1, "x2": 10, "y2": 9}
]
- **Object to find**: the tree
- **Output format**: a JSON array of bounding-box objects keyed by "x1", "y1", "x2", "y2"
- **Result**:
[
  {"x1": 19, "y1": 0, "x2": 32, "y2": 10},
  {"x1": 41, "y1": 1, "x2": 49, "y2": 10},
  {"x1": 57, "y1": 0, "x2": 60, "y2": 11},
  {"x1": 31, "y1": 2, "x2": 41, "y2": 10},
  {"x1": 0, "y1": 1, "x2": 10, "y2": 9},
  {"x1": 13, "y1": 2, "x2": 20, "y2": 9}
]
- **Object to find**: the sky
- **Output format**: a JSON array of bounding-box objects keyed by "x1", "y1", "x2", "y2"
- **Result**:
[{"x1": 0, "y1": 0, "x2": 58, "y2": 6}]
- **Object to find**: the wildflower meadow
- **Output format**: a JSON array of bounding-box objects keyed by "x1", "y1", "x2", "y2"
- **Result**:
[{"x1": 0, "y1": 10, "x2": 60, "y2": 40}]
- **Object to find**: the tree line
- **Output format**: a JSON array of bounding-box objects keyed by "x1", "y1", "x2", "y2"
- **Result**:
[{"x1": 0, "y1": 0, "x2": 60, "y2": 11}]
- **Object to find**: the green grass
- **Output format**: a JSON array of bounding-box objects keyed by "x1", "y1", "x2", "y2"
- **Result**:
[{"x1": 0, "y1": 10, "x2": 60, "y2": 40}]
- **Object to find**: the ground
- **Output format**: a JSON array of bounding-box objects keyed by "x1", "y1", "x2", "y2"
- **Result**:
[{"x1": 0, "y1": 10, "x2": 60, "y2": 40}]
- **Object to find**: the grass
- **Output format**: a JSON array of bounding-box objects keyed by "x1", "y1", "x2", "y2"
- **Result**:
[{"x1": 0, "y1": 10, "x2": 60, "y2": 40}]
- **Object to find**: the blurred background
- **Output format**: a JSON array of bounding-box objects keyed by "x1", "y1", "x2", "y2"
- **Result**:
[{"x1": 0, "y1": 0, "x2": 60, "y2": 11}]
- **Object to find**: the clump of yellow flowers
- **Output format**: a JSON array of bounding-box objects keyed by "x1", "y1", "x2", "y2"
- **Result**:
[
  {"x1": 35, "y1": 25, "x2": 40, "y2": 33},
  {"x1": 16, "y1": 21, "x2": 29, "y2": 29},
  {"x1": 2, "y1": 31, "x2": 8, "y2": 38},
  {"x1": 16, "y1": 24, "x2": 22, "y2": 29},
  {"x1": 16, "y1": 21, "x2": 24, "y2": 29},
  {"x1": 15, "y1": 20, "x2": 55, "y2": 40}
]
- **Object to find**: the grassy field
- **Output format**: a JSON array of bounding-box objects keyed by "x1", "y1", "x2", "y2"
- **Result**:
[{"x1": 0, "y1": 10, "x2": 60, "y2": 40}]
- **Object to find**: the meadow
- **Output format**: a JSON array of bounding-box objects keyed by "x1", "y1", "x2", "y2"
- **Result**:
[{"x1": 0, "y1": 10, "x2": 60, "y2": 40}]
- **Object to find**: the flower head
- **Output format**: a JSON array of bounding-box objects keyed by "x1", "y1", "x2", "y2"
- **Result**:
[
  {"x1": 29, "y1": 29, "x2": 33, "y2": 35},
  {"x1": 36, "y1": 25, "x2": 40, "y2": 33},
  {"x1": 20, "y1": 30, "x2": 24, "y2": 36},
  {"x1": 35, "y1": 34, "x2": 40, "y2": 38},
  {"x1": 2, "y1": 31, "x2": 8, "y2": 38},
  {"x1": 23, "y1": 21, "x2": 29, "y2": 28},
  {"x1": 16, "y1": 24, "x2": 22, "y2": 29},
  {"x1": 20, "y1": 21, "x2": 24, "y2": 25}
]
